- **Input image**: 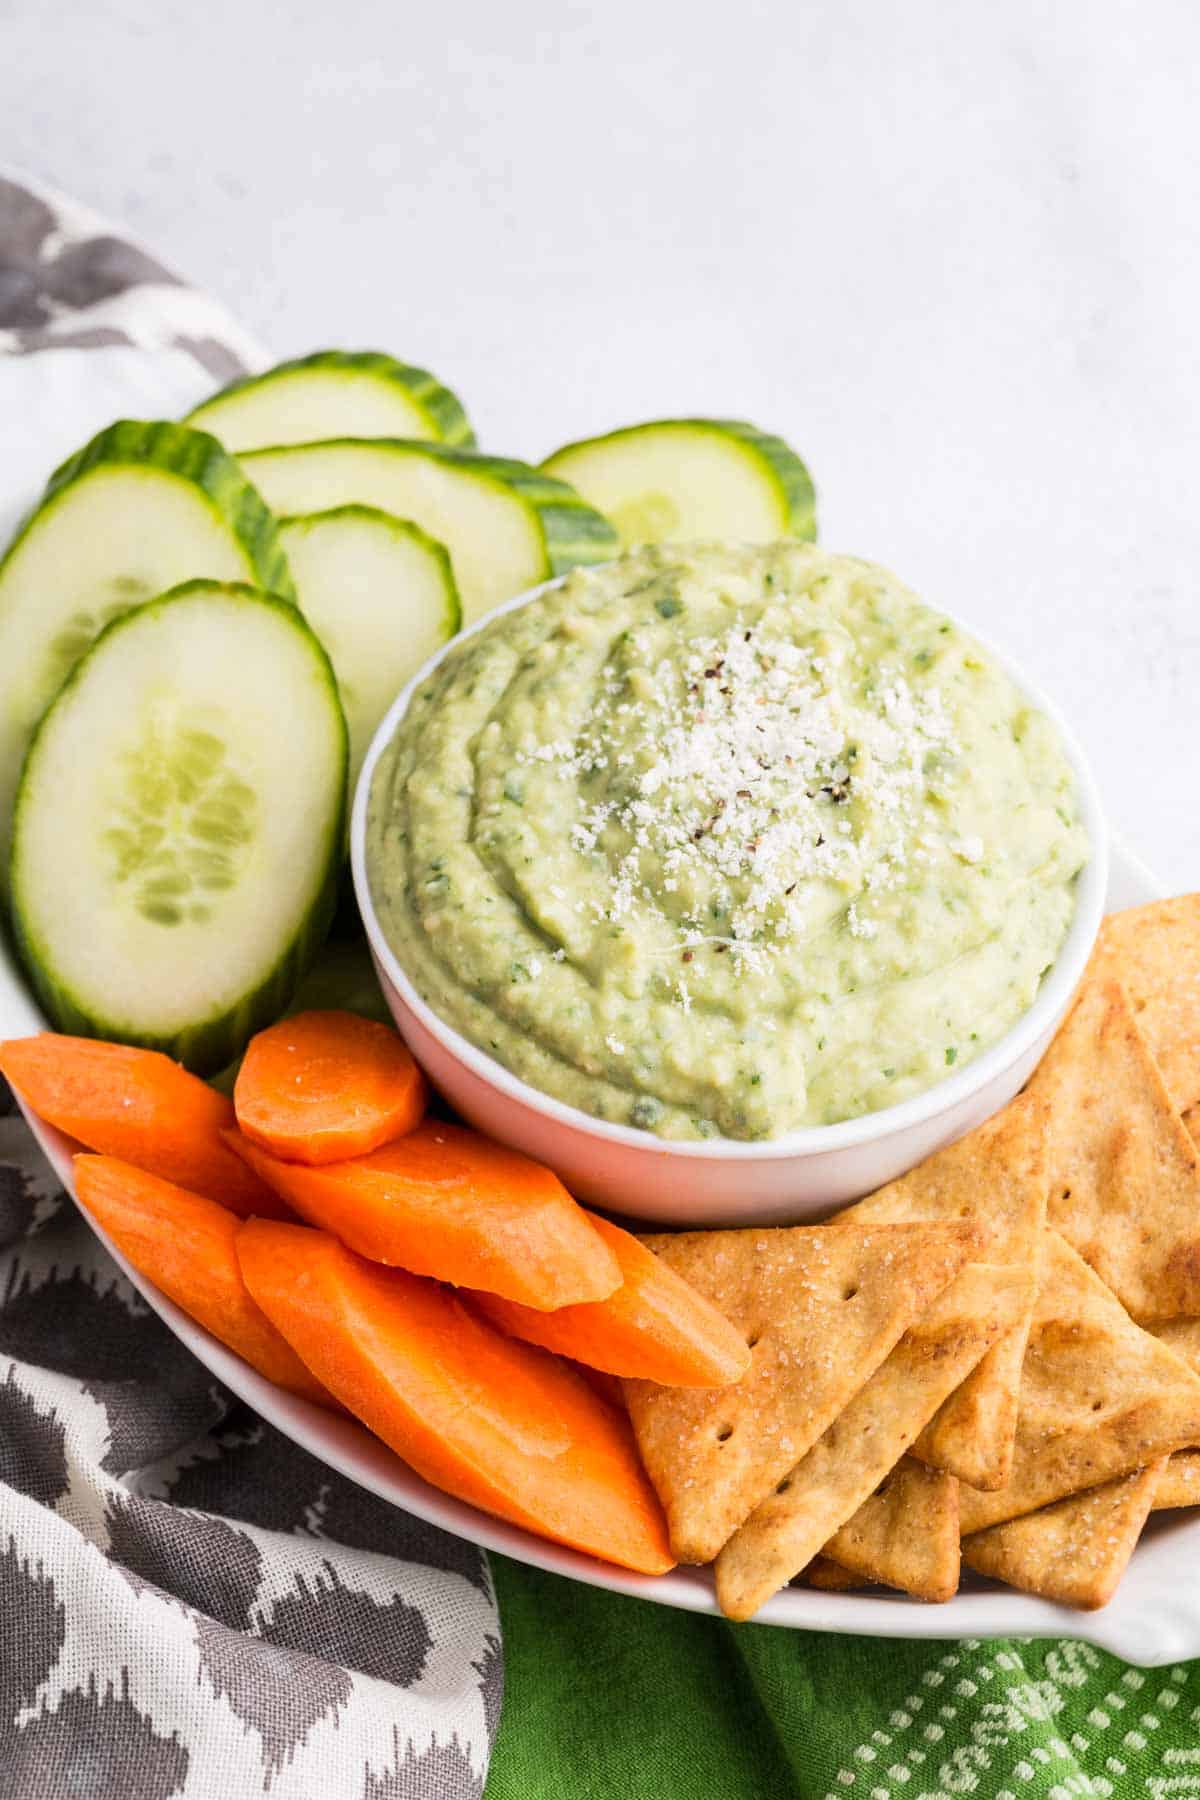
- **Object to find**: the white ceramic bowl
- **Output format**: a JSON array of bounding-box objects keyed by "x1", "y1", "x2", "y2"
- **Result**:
[{"x1": 350, "y1": 576, "x2": 1108, "y2": 1226}]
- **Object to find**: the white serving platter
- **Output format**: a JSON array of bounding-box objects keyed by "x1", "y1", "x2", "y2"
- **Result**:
[{"x1": 5, "y1": 837, "x2": 1196, "y2": 1666}]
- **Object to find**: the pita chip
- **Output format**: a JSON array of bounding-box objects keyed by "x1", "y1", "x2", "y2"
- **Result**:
[
  {"x1": 1186, "y1": 1105, "x2": 1199, "y2": 1149},
  {"x1": 1033, "y1": 977, "x2": 1200, "y2": 1321},
  {"x1": 958, "y1": 1231, "x2": 1200, "y2": 1535},
  {"x1": 1146, "y1": 1319, "x2": 1200, "y2": 1506},
  {"x1": 823, "y1": 1457, "x2": 960, "y2": 1603},
  {"x1": 1153, "y1": 1451, "x2": 1200, "y2": 1510},
  {"x1": 623, "y1": 1218, "x2": 982, "y2": 1565},
  {"x1": 802, "y1": 1556, "x2": 862, "y2": 1591},
  {"x1": 1093, "y1": 894, "x2": 1200, "y2": 1113},
  {"x1": 848, "y1": 1090, "x2": 1048, "y2": 1490},
  {"x1": 715, "y1": 1261, "x2": 1025, "y2": 1619},
  {"x1": 962, "y1": 1462, "x2": 1165, "y2": 1610},
  {"x1": 1151, "y1": 1317, "x2": 1200, "y2": 1371}
]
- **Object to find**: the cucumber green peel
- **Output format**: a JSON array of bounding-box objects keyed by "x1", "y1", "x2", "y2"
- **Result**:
[
  {"x1": 187, "y1": 350, "x2": 477, "y2": 450},
  {"x1": 540, "y1": 417, "x2": 817, "y2": 549},
  {"x1": 10, "y1": 580, "x2": 346, "y2": 1074},
  {"x1": 438, "y1": 445, "x2": 621, "y2": 572},
  {"x1": 40, "y1": 419, "x2": 295, "y2": 599},
  {"x1": 0, "y1": 419, "x2": 295, "y2": 881},
  {"x1": 241, "y1": 439, "x2": 618, "y2": 624}
]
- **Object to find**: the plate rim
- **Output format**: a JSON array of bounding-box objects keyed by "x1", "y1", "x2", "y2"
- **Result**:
[{"x1": 6, "y1": 835, "x2": 1197, "y2": 1665}]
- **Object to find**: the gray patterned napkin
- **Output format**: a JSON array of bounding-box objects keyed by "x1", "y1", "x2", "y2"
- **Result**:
[{"x1": 0, "y1": 172, "x2": 501, "y2": 1800}]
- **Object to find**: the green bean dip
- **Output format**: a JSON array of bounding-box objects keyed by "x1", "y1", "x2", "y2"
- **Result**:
[{"x1": 366, "y1": 543, "x2": 1088, "y2": 1140}]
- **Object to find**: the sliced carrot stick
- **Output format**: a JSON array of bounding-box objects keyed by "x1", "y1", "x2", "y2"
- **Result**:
[
  {"x1": 223, "y1": 1120, "x2": 621, "y2": 1310},
  {"x1": 233, "y1": 1010, "x2": 428, "y2": 1165},
  {"x1": 0, "y1": 1034, "x2": 289, "y2": 1219},
  {"x1": 470, "y1": 1212, "x2": 751, "y2": 1386},
  {"x1": 73, "y1": 1154, "x2": 332, "y2": 1408},
  {"x1": 236, "y1": 1217, "x2": 674, "y2": 1573}
]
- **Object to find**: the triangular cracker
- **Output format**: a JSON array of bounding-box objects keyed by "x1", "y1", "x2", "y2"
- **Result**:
[
  {"x1": 962, "y1": 1462, "x2": 1165, "y2": 1609},
  {"x1": 1147, "y1": 1319, "x2": 1200, "y2": 1504},
  {"x1": 958, "y1": 1230, "x2": 1200, "y2": 1535},
  {"x1": 1186, "y1": 1106, "x2": 1199, "y2": 1148},
  {"x1": 823, "y1": 1457, "x2": 960, "y2": 1602},
  {"x1": 624, "y1": 1218, "x2": 982, "y2": 1565},
  {"x1": 847, "y1": 1090, "x2": 1047, "y2": 1489},
  {"x1": 715, "y1": 1261, "x2": 1025, "y2": 1618},
  {"x1": 1093, "y1": 894, "x2": 1200, "y2": 1113},
  {"x1": 1153, "y1": 1451, "x2": 1200, "y2": 1510},
  {"x1": 801, "y1": 1555, "x2": 861, "y2": 1592},
  {"x1": 1152, "y1": 1317, "x2": 1200, "y2": 1368},
  {"x1": 1032, "y1": 976, "x2": 1200, "y2": 1321}
]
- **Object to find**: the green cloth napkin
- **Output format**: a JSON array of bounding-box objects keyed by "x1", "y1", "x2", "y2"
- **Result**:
[{"x1": 485, "y1": 1557, "x2": 1198, "y2": 1798}]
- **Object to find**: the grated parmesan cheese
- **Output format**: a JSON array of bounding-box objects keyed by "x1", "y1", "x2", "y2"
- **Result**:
[{"x1": 531, "y1": 613, "x2": 957, "y2": 982}]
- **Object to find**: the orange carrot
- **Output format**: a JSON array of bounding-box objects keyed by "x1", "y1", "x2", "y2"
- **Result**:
[
  {"x1": 0, "y1": 1034, "x2": 289, "y2": 1219},
  {"x1": 236, "y1": 1217, "x2": 674, "y2": 1573},
  {"x1": 233, "y1": 1010, "x2": 428, "y2": 1165},
  {"x1": 73, "y1": 1155, "x2": 332, "y2": 1407},
  {"x1": 223, "y1": 1120, "x2": 621, "y2": 1310},
  {"x1": 470, "y1": 1212, "x2": 751, "y2": 1386}
]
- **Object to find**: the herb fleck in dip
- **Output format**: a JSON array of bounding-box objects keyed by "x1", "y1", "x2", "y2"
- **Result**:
[{"x1": 367, "y1": 543, "x2": 1088, "y2": 1139}]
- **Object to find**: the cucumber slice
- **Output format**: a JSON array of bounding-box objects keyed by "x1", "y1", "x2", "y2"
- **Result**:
[
  {"x1": 0, "y1": 419, "x2": 293, "y2": 875},
  {"x1": 242, "y1": 440, "x2": 617, "y2": 625},
  {"x1": 187, "y1": 350, "x2": 476, "y2": 452},
  {"x1": 540, "y1": 418, "x2": 817, "y2": 549},
  {"x1": 10, "y1": 581, "x2": 346, "y2": 1074},
  {"x1": 276, "y1": 506, "x2": 460, "y2": 791}
]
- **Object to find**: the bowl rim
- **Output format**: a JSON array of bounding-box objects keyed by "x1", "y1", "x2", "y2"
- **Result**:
[{"x1": 350, "y1": 558, "x2": 1109, "y2": 1163}]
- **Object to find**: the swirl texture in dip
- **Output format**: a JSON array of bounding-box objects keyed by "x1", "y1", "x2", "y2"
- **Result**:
[{"x1": 367, "y1": 543, "x2": 1088, "y2": 1140}]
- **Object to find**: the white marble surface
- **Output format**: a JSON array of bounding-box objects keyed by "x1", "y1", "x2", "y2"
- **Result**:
[{"x1": 5, "y1": 0, "x2": 1197, "y2": 888}]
